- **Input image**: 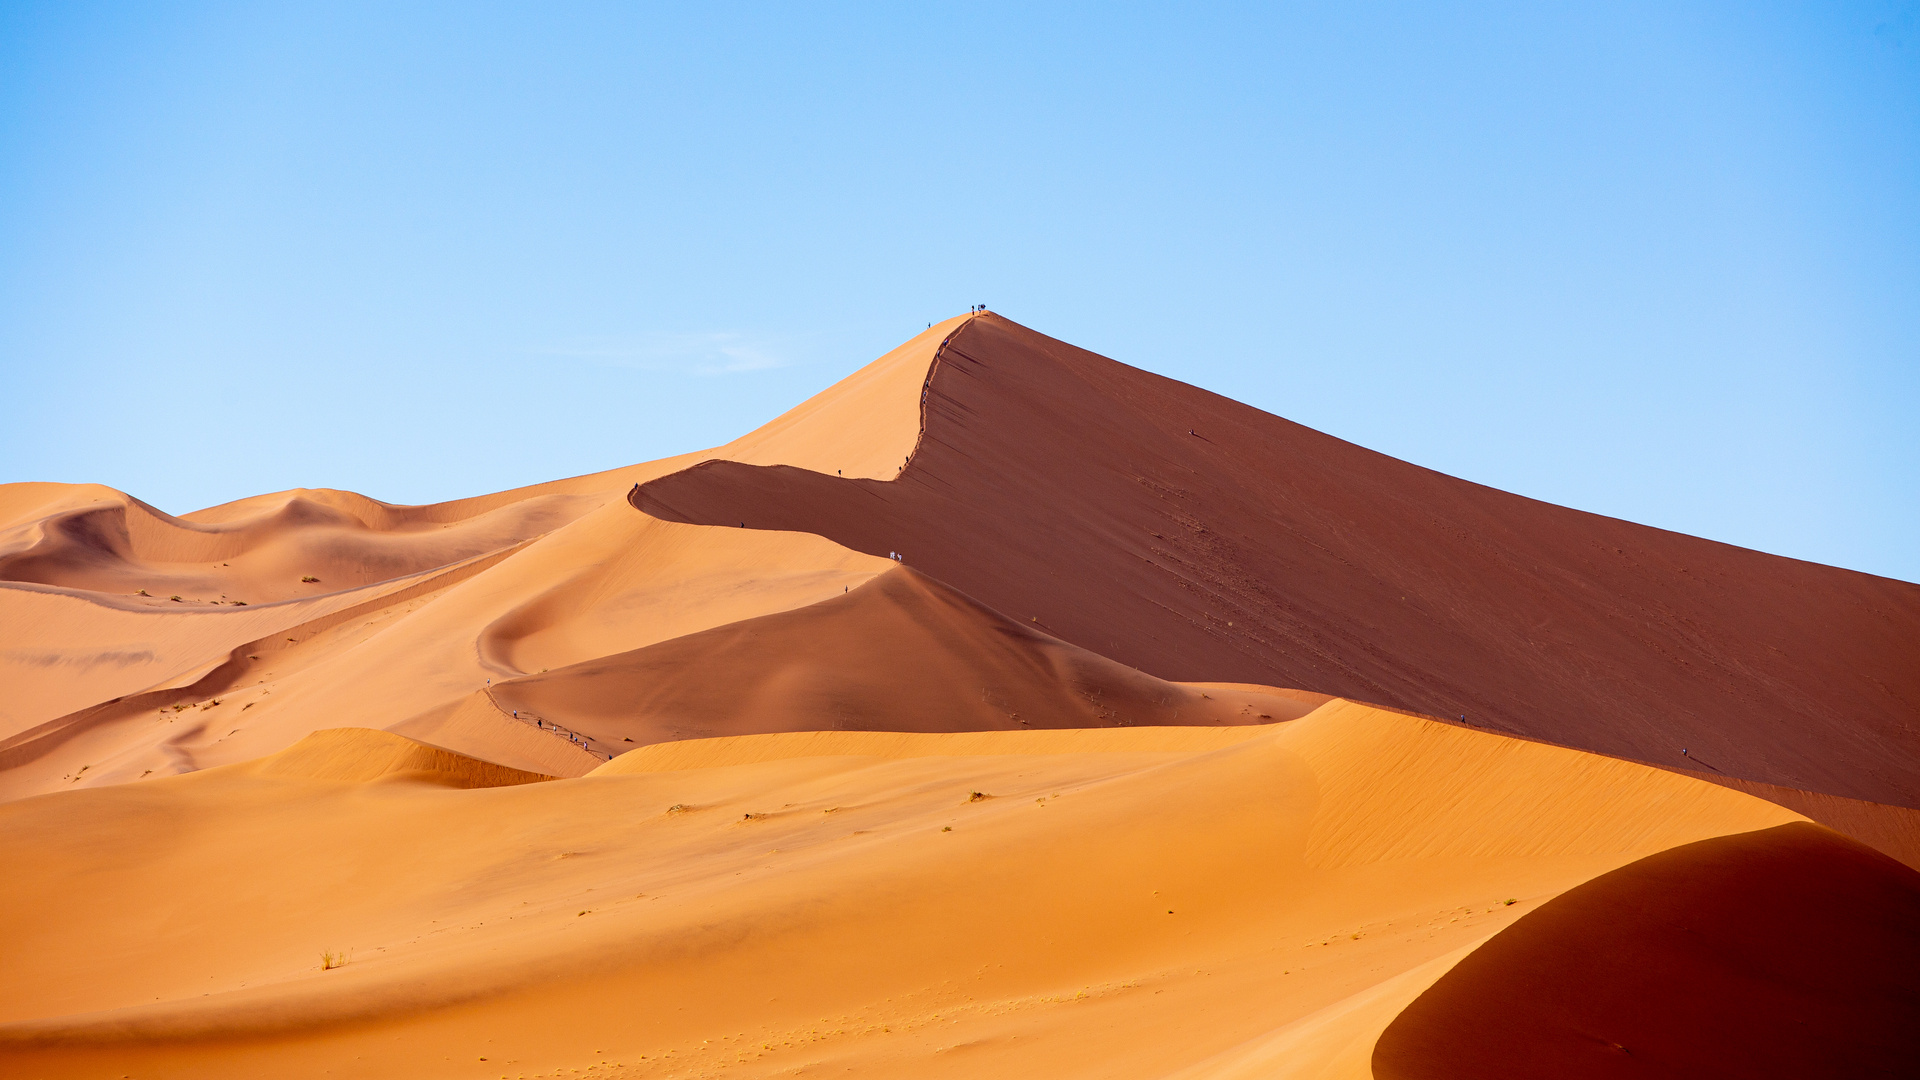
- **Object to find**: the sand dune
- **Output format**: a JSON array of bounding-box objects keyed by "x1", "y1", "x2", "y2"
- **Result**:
[
  {"x1": 1373, "y1": 821, "x2": 1920, "y2": 1079},
  {"x1": 0, "y1": 318, "x2": 968, "y2": 794},
  {"x1": 2, "y1": 311, "x2": 1913, "y2": 1076},
  {"x1": 0, "y1": 570, "x2": 429, "y2": 739},
  {"x1": 0, "y1": 507, "x2": 890, "y2": 798},
  {"x1": 0, "y1": 482, "x2": 601, "y2": 603},
  {"x1": 634, "y1": 313, "x2": 1920, "y2": 806},
  {"x1": 0, "y1": 542, "x2": 530, "y2": 800},
  {"x1": 0, "y1": 323, "x2": 970, "y2": 798},
  {"x1": 0, "y1": 702, "x2": 1802, "y2": 1078},
  {"x1": 1682, "y1": 769, "x2": 1920, "y2": 871},
  {"x1": 713, "y1": 315, "x2": 953, "y2": 479},
  {"x1": 247, "y1": 726, "x2": 556, "y2": 787},
  {"x1": 487, "y1": 566, "x2": 1326, "y2": 758}
]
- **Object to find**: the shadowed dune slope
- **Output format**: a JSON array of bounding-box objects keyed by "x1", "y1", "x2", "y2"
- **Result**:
[
  {"x1": 633, "y1": 313, "x2": 1920, "y2": 806},
  {"x1": 489, "y1": 565, "x2": 1325, "y2": 753},
  {"x1": 1372, "y1": 821, "x2": 1920, "y2": 1080},
  {"x1": 0, "y1": 703, "x2": 1804, "y2": 1079}
]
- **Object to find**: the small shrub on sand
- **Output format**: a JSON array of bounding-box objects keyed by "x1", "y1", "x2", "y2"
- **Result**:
[
  {"x1": 1504, "y1": 898, "x2": 1518, "y2": 906},
  {"x1": 300, "y1": 576, "x2": 319, "y2": 583},
  {"x1": 135, "y1": 589, "x2": 149, "y2": 596},
  {"x1": 320, "y1": 950, "x2": 346, "y2": 971},
  {"x1": 968, "y1": 791, "x2": 990, "y2": 802}
]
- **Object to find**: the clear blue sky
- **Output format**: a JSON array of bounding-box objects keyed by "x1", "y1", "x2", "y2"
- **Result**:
[{"x1": 3, "y1": 2, "x2": 1916, "y2": 582}]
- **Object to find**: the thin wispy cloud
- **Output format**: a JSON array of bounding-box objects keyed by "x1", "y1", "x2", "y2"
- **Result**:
[{"x1": 536, "y1": 332, "x2": 792, "y2": 376}]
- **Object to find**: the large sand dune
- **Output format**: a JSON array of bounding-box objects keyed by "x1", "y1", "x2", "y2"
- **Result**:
[
  {"x1": 634, "y1": 313, "x2": 1920, "y2": 806},
  {"x1": 1, "y1": 311, "x2": 1913, "y2": 1076}
]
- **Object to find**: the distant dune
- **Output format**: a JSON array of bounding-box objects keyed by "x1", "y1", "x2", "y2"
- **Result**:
[{"x1": 0, "y1": 310, "x2": 1913, "y2": 1077}]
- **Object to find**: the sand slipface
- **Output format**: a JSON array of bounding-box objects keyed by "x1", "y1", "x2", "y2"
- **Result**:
[{"x1": 0, "y1": 311, "x2": 1914, "y2": 1077}]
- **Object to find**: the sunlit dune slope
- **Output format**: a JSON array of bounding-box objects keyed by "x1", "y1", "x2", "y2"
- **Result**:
[
  {"x1": 0, "y1": 321, "x2": 961, "y2": 800},
  {"x1": 1373, "y1": 821, "x2": 1920, "y2": 1079},
  {"x1": 633, "y1": 312, "x2": 1920, "y2": 806},
  {"x1": 486, "y1": 565, "x2": 1326, "y2": 756},
  {"x1": 0, "y1": 561, "x2": 468, "y2": 742},
  {"x1": 591, "y1": 724, "x2": 1280, "y2": 773},
  {"x1": 0, "y1": 506, "x2": 890, "y2": 800},
  {"x1": 715, "y1": 314, "x2": 957, "y2": 479},
  {"x1": 0, "y1": 545, "x2": 523, "y2": 799},
  {"x1": 248, "y1": 726, "x2": 557, "y2": 787},
  {"x1": 0, "y1": 313, "x2": 949, "y2": 606},
  {"x1": 0, "y1": 701, "x2": 1805, "y2": 1080}
]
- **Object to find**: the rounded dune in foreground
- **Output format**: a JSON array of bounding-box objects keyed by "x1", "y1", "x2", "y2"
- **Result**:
[{"x1": 1373, "y1": 821, "x2": 1920, "y2": 1079}]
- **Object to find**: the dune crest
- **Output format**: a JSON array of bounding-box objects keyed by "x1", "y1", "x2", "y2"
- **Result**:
[
  {"x1": 633, "y1": 313, "x2": 1920, "y2": 806},
  {"x1": 714, "y1": 314, "x2": 962, "y2": 479}
]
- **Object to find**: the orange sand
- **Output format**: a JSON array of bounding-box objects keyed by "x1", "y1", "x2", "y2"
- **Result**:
[
  {"x1": 1, "y1": 311, "x2": 1913, "y2": 1076},
  {"x1": 0, "y1": 703, "x2": 1801, "y2": 1078}
]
